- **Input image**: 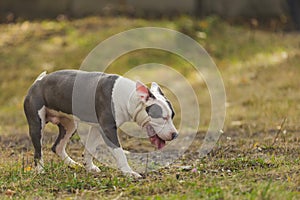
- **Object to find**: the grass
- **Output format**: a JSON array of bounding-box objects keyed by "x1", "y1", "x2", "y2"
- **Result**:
[
  {"x1": 1, "y1": 130, "x2": 299, "y2": 199},
  {"x1": 0, "y1": 16, "x2": 300, "y2": 199}
]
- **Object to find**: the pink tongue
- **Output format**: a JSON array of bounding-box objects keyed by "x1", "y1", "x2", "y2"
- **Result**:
[{"x1": 149, "y1": 135, "x2": 166, "y2": 149}]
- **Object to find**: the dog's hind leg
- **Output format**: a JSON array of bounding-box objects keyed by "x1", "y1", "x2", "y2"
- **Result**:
[
  {"x1": 83, "y1": 126, "x2": 101, "y2": 172},
  {"x1": 24, "y1": 99, "x2": 46, "y2": 173},
  {"x1": 83, "y1": 149, "x2": 101, "y2": 173},
  {"x1": 51, "y1": 117, "x2": 80, "y2": 167}
]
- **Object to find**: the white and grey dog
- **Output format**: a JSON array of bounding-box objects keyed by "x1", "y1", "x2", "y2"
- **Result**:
[{"x1": 24, "y1": 70, "x2": 178, "y2": 177}]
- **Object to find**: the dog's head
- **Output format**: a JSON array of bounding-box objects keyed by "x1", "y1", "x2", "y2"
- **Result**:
[{"x1": 136, "y1": 81, "x2": 178, "y2": 149}]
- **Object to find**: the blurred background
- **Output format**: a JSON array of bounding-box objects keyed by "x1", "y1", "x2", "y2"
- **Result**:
[
  {"x1": 1, "y1": 1, "x2": 300, "y2": 198},
  {"x1": 0, "y1": 0, "x2": 300, "y2": 135},
  {"x1": 0, "y1": 0, "x2": 299, "y2": 148},
  {"x1": 0, "y1": 0, "x2": 300, "y2": 29}
]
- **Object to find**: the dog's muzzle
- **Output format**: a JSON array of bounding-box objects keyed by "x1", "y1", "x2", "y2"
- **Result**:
[{"x1": 132, "y1": 103, "x2": 168, "y2": 149}]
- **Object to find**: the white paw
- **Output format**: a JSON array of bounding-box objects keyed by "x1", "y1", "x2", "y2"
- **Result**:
[
  {"x1": 36, "y1": 165, "x2": 45, "y2": 174},
  {"x1": 123, "y1": 170, "x2": 142, "y2": 178},
  {"x1": 36, "y1": 161, "x2": 45, "y2": 174},
  {"x1": 86, "y1": 164, "x2": 101, "y2": 173},
  {"x1": 66, "y1": 160, "x2": 83, "y2": 169}
]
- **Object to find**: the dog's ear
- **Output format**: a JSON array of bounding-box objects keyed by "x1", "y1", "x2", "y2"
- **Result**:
[
  {"x1": 151, "y1": 82, "x2": 164, "y2": 96},
  {"x1": 136, "y1": 81, "x2": 150, "y2": 103}
]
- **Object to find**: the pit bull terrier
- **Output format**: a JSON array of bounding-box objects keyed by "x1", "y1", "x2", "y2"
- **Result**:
[{"x1": 23, "y1": 70, "x2": 178, "y2": 177}]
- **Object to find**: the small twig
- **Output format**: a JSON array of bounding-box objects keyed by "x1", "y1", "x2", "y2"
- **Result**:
[
  {"x1": 145, "y1": 153, "x2": 149, "y2": 177},
  {"x1": 113, "y1": 192, "x2": 123, "y2": 200},
  {"x1": 22, "y1": 152, "x2": 25, "y2": 173},
  {"x1": 220, "y1": 145, "x2": 231, "y2": 155},
  {"x1": 248, "y1": 124, "x2": 253, "y2": 138},
  {"x1": 272, "y1": 118, "x2": 287, "y2": 146}
]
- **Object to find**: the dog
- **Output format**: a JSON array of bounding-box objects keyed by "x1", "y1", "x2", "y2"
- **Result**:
[{"x1": 24, "y1": 70, "x2": 178, "y2": 177}]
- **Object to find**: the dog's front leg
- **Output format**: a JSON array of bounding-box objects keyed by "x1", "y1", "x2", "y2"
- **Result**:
[
  {"x1": 99, "y1": 123, "x2": 141, "y2": 178},
  {"x1": 109, "y1": 147, "x2": 141, "y2": 178}
]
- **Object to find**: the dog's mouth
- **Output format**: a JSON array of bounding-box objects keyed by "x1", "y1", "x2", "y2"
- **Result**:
[
  {"x1": 145, "y1": 124, "x2": 166, "y2": 150},
  {"x1": 149, "y1": 134, "x2": 166, "y2": 150}
]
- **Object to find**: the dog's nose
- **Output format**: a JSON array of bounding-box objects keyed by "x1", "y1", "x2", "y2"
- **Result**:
[{"x1": 171, "y1": 132, "x2": 178, "y2": 140}]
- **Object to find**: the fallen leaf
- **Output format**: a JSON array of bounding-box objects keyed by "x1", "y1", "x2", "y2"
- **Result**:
[{"x1": 5, "y1": 189, "x2": 15, "y2": 196}]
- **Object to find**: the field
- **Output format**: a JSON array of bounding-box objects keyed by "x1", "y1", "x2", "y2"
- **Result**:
[{"x1": 0, "y1": 16, "x2": 299, "y2": 199}]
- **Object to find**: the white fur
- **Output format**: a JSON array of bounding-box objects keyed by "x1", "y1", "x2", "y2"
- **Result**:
[
  {"x1": 34, "y1": 71, "x2": 47, "y2": 83},
  {"x1": 112, "y1": 78, "x2": 177, "y2": 140},
  {"x1": 110, "y1": 147, "x2": 141, "y2": 178},
  {"x1": 112, "y1": 77, "x2": 139, "y2": 127},
  {"x1": 37, "y1": 106, "x2": 46, "y2": 173}
]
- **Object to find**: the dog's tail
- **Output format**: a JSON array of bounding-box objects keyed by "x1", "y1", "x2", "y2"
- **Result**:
[{"x1": 34, "y1": 71, "x2": 47, "y2": 83}]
